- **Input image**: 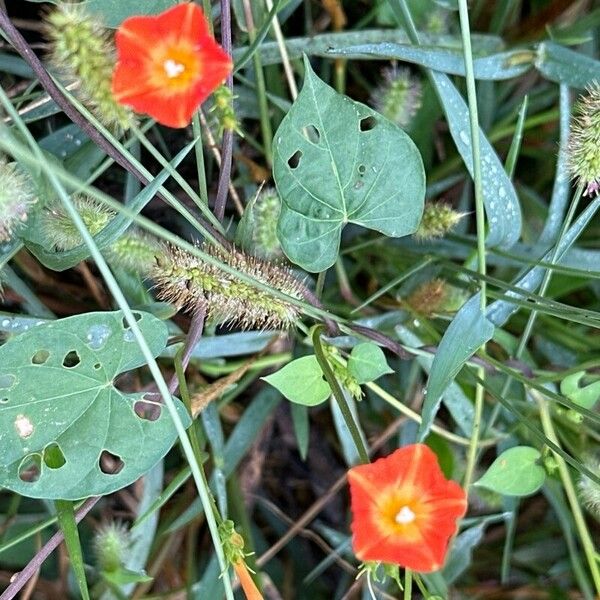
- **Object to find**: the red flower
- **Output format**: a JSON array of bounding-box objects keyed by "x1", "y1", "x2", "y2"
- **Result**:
[
  {"x1": 348, "y1": 444, "x2": 467, "y2": 572},
  {"x1": 112, "y1": 3, "x2": 232, "y2": 128}
]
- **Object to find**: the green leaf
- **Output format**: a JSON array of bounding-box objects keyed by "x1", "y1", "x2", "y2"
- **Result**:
[
  {"x1": 55, "y1": 500, "x2": 90, "y2": 600},
  {"x1": 21, "y1": 141, "x2": 195, "y2": 271},
  {"x1": 263, "y1": 356, "x2": 330, "y2": 406},
  {"x1": 429, "y1": 72, "x2": 521, "y2": 249},
  {"x1": 273, "y1": 56, "x2": 425, "y2": 272},
  {"x1": 0, "y1": 310, "x2": 189, "y2": 500},
  {"x1": 421, "y1": 295, "x2": 494, "y2": 440},
  {"x1": 536, "y1": 42, "x2": 600, "y2": 89},
  {"x1": 291, "y1": 403, "x2": 310, "y2": 460},
  {"x1": 103, "y1": 568, "x2": 153, "y2": 585},
  {"x1": 328, "y1": 45, "x2": 532, "y2": 81},
  {"x1": 81, "y1": 0, "x2": 178, "y2": 28},
  {"x1": 475, "y1": 446, "x2": 546, "y2": 496},
  {"x1": 560, "y1": 372, "x2": 600, "y2": 410},
  {"x1": 347, "y1": 342, "x2": 393, "y2": 384}
]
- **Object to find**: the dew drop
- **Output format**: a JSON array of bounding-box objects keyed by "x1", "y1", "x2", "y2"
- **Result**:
[{"x1": 86, "y1": 324, "x2": 111, "y2": 350}]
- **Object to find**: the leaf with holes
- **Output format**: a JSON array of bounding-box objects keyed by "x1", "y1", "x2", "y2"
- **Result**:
[
  {"x1": 273, "y1": 56, "x2": 426, "y2": 272},
  {"x1": 0, "y1": 311, "x2": 189, "y2": 500}
]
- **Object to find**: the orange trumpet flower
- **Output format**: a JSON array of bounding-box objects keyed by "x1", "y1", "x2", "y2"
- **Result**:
[
  {"x1": 348, "y1": 444, "x2": 467, "y2": 572},
  {"x1": 112, "y1": 3, "x2": 232, "y2": 128}
]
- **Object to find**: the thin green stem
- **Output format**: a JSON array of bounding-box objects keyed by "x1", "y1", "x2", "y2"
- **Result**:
[
  {"x1": 131, "y1": 124, "x2": 210, "y2": 218},
  {"x1": 403, "y1": 569, "x2": 413, "y2": 600},
  {"x1": 457, "y1": 0, "x2": 487, "y2": 492},
  {"x1": 312, "y1": 325, "x2": 369, "y2": 464},
  {"x1": 485, "y1": 185, "x2": 584, "y2": 436},
  {"x1": 242, "y1": 0, "x2": 273, "y2": 165},
  {"x1": 536, "y1": 391, "x2": 600, "y2": 595},
  {"x1": 0, "y1": 90, "x2": 235, "y2": 600},
  {"x1": 54, "y1": 500, "x2": 90, "y2": 600},
  {"x1": 192, "y1": 113, "x2": 209, "y2": 204}
]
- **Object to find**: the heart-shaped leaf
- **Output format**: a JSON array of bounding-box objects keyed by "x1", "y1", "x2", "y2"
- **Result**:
[
  {"x1": 263, "y1": 355, "x2": 330, "y2": 406},
  {"x1": 0, "y1": 311, "x2": 189, "y2": 500},
  {"x1": 474, "y1": 446, "x2": 546, "y2": 496},
  {"x1": 273, "y1": 56, "x2": 425, "y2": 272},
  {"x1": 347, "y1": 342, "x2": 393, "y2": 384}
]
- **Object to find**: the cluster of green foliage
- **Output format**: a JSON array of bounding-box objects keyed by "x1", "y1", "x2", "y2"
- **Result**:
[{"x1": 1, "y1": 0, "x2": 600, "y2": 598}]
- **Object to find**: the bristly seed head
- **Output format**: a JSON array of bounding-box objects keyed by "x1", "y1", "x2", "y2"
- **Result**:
[
  {"x1": 372, "y1": 66, "x2": 422, "y2": 129},
  {"x1": 45, "y1": 3, "x2": 133, "y2": 130},
  {"x1": 415, "y1": 202, "x2": 464, "y2": 240},
  {"x1": 152, "y1": 243, "x2": 304, "y2": 330},
  {"x1": 568, "y1": 82, "x2": 600, "y2": 197},
  {"x1": 42, "y1": 195, "x2": 115, "y2": 251},
  {"x1": 0, "y1": 159, "x2": 38, "y2": 243}
]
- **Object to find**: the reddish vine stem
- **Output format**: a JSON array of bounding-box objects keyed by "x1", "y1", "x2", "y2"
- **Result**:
[
  {"x1": 0, "y1": 497, "x2": 97, "y2": 600},
  {"x1": 213, "y1": 0, "x2": 234, "y2": 221}
]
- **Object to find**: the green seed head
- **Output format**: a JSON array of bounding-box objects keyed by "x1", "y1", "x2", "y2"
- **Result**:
[
  {"x1": 42, "y1": 195, "x2": 114, "y2": 250},
  {"x1": 403, "y1": 278, "x2": 465, "y2": 316},
  {"x1": 568, "y1": 82, "x2": 600, "y2": 197},
  {"x1": 152, "y1": 243, "x2": 304, "y2": 330},
  {"x1": 108, "y1": 230, "x2": 165, "y2": 275},
  {"x1": 578, "y1": 457, "x2": 600, "y2": 521},
  {"x1": 252, "y1": 188, "x2": 282, "y2": 259},
  {"x1": 372, "y1": 67, "x2": 422, "y2": 129},
  {"x1": 94, "y1": 521, "x2": 130, "y2": 573},
  {"x1": 0, "y1": 159, "x2": 38, "y2": 243},
  {"x1": 415, "y1": 202, "x2": 464, "y2": 240},
  {"x1": 46, "y1": 3, "x2": 133, "y2": 130}
]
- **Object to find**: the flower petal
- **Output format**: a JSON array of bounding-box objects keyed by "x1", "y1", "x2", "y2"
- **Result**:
[{"x1": 348, "y1": 444, "x2": 468, "y2": 573}]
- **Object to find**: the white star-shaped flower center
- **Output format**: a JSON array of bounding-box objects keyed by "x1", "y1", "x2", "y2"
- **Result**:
[
  {"x1": 164, "y1": 59, "x2": 186, "y2": 78},
  {"x1": 395, "y1": 506, "x2": 416, "y2": 524}
]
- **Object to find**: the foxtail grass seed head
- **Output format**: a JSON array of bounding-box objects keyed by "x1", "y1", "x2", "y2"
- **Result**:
[
  {"x1": 372, "y1": 67, "x2": 422, "y2": 129},
  {"x1": 415, "y1": 202, "x2": 464, "y2": 240},
  {"x1": 152, "y1": 243, "x2": 304, "y2": 330},
  {"x1": 252, "y1": 188, "x2": 283, "y2": 259},
  {"x1": 46, "y1": 3, "x2": 133, "y2": 130},
  {"x1": 578, "y1": 458, "x2": 600, "y2": 521},
  {"x1": 43, "y1": 195, "x2": 115, "y2": 250},
  {"x1": 403, "y1": 278, "x2": 465, "y2": 316},
  {"x1": 0, "y1": 159, "x2": 38, "y2": 243},
  {"x1": 568, "y1": 83, "x2": 600, "y2": 197},
  {"x1": 94, "y1": 521, "x2": 130, "y2": 573},
  {"x1": 107, "y1": 230, "x2": 164, "y2": 275}
]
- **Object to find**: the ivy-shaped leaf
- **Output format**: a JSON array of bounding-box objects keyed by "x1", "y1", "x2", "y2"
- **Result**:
[
  {"x1": 0, "y1": 311, "x2": 189, "y2": 500},
  {"x1": 474, "y1": 446, "x2": 546, "y2": 497},
  {"x1": 273, "y1": 56, "x2": 425, "y2": 272}
]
